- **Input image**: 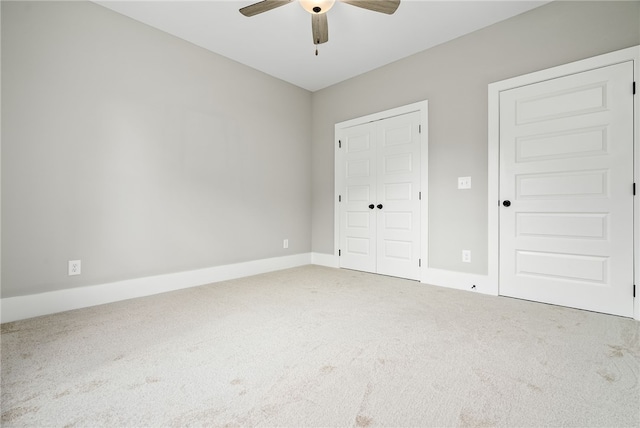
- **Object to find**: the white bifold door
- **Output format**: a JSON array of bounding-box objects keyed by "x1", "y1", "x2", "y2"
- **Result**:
[
  {"x1": 499, "y1": 61, "x2": 635, "y2": 317},
  {"x1": 338, "y1": 111, "x2": 421, "y2": 280}
]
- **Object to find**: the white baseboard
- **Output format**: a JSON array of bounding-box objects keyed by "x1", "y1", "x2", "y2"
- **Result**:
[
  {"x1": 309, "y1": 255, "x2": 496, "y2": 298},
  {"x1": 311, "y1": 252, "x2": 338, "y2": 268},
  {"x1": 422, "y1": 267, "x2": 497, "y2": 296},
  {"x1": 309, "y1": 254, "x2": 497, "y2": 297},
  {"x1": 422, "y1": 268, "x2": 640, "y2": 321},
  {"x1": 20, "y1": 257, "x2": 621, "y2": 323},
  {"x1": 1, "y1": 253, "x2": 312, "y2": 323}
]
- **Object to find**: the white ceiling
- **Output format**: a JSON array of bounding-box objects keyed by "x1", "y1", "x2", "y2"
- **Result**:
[{"x1": 95, "y1": 0, "x2": 550, "y2": 92}]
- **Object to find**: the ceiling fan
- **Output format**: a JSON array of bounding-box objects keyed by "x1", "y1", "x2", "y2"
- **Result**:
[{"x1": 239, "y1": 0, "x2": 401, "y2": 55}]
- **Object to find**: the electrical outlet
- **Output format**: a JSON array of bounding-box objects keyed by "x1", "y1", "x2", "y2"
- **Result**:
[
  {"x1": 458, "y1": 176, "x2": 471, "y2": 189},
  {"x1": 283, "y1": 239, "x2": 289, "y2": 249},
  {"x1": 462, "y1": 250, "x2": 471, "y2": 263},
  {"x1": 68, "y1": 260, "x2": 81, "y2": 276}
]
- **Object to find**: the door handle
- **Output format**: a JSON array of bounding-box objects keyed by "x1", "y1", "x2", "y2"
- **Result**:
[
  {"x1": 502, "y1": 200, "x2": 511, "y2": 207},
  {"x1": 377, "y1": 204, "x2": 383, "y2": 209},
  {"x1": 368, "y1": 204, "x2": 375, "y2": 209}
]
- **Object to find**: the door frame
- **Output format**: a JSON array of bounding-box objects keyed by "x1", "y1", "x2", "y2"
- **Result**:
[
  {"x1": 334, "y1": 100, "x2": 429, "y2": 278},
  {"x1": 488, "y1": 45, "x2": 640, "y2": 320}
]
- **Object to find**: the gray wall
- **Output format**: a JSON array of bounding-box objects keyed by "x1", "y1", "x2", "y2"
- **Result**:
[
  {"x1": 311, "y1": 1, "x2": 640, "y2": 274},
  {"x1": 3, "y1": 1, "x2": 639, "y2": 299},
  {"x1": 1, "y1": 1, "x2": 312, "y2": 297}
]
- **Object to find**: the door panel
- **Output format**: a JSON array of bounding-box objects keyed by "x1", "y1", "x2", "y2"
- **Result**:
[
  {"x1": 516, "y1": 82, "x2": 607, "y2": 124},
  {"x1": 499, "y1": 61, "x2": 634, "y2": 317},
  {"x1": 515, "y1": 251, "x2": 608, "y2": 283},
  {"x1": 516, "y1": 126, "x2": 607, "y2": 162},
  {"x1": 516, "y1": 212, "x2": 608, "y2": 239},
  {"x1": 516, "y1": 169, "x2": 608, "y2": 199}
]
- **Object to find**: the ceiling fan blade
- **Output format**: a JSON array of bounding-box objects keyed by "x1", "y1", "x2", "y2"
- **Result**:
[
  {"x1": 340, "y1": 0, "x2": 400, "y2": 15},
  {"x1": 239, "y1": 0, "x2": 293, "y2": 17},
  {"x1": 311, "y1": 13, "x2": 328, "y2": 44}
]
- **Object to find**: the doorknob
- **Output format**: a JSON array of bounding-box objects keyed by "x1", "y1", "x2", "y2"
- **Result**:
[
  {"x1": 377, "y1": 204, "x2": 383, "y2": 209},
  {"x1": 502, "y1": 200, "x2": 511, "y2": 207},
  {"x1": 368, "y1": 204, "x2": 375, "y2": 209}
]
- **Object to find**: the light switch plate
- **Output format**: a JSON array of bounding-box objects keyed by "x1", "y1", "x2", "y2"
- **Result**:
[{"x1": 458, "y1": 176, "x2": 471, "y2": 189}]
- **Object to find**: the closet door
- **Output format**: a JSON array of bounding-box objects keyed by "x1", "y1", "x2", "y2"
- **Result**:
[
  {"x1": 339, "y1": 111, "x2": 421, "y2": 280},
  {"x1": 376, "y1": 112, "x2": 421, "y2": 279},
  {"x1": 339, "y1": 122, "x2": 377, "y2": 274}
]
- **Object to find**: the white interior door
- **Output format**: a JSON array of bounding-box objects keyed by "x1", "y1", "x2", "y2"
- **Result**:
[
  {"x1": 340, "y1": 122, "x2": 377, "y2": 274},
  {"x1": 499, "y1": 61, "x2": 635, "y2": 317},
  {"x1": 376, "y1": 113, "x2": 421, "y2": 279},
  {"x1": 339, "y1": 111, "x2": 421, "y2": 280}
]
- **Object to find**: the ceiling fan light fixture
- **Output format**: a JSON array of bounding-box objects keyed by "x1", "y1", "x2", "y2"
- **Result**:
[
  {"x1": 239, "y1": 0, "x2": 400, "y2": 55},
  {"x1": 299, "y1": 0, "x2": 335, "y2": 14}
]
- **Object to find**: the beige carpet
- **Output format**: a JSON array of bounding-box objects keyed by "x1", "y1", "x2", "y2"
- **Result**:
[{"x1": 1, "y1": 265, "x2": 639, "y2": 427}]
